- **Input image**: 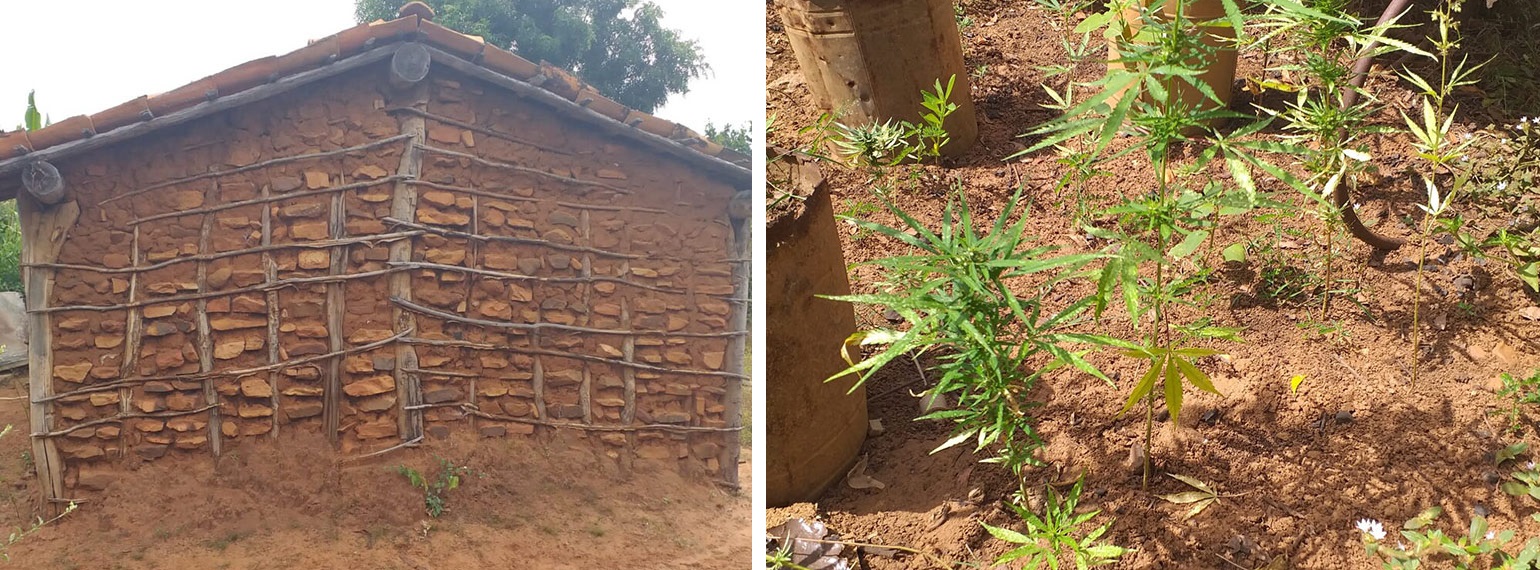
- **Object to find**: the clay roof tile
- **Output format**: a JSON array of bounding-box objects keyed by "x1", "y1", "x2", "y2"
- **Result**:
[{"x1": 0, "y1": 5, "x2": 748, "y2": 179}]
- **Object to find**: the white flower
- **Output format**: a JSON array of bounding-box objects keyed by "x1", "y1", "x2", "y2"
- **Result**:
[
  {"x1": 1527, "y1": 460, "x2": 1534, "y2": 471},
  {"x1": 1487, "y1": 530, "x2": 1496, "y2": 540},
  {"x1": 1357, "y1": 518, "x2": 1386, "y2": 541},
  {"x1": 1499, "y1": 181, "x2": 1510, "y2": 191}
]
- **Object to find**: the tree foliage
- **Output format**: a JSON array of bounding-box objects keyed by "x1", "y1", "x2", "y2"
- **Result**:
[
  {"x1": 355, "y1": 0, "x2": 707, "y2": 113},
  {"x1": 703, "y1": 120, "x2": 750, "y2": 154}
]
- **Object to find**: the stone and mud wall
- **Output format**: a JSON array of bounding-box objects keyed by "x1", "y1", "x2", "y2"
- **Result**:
[{"x1": 27, "y1": 64, "x2": 745, "y2": 495}]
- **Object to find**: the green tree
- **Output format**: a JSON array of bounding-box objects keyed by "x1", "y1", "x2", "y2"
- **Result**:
[
  {"x1": 355, "y1": 0, "x2": 707, "y2": 113},
  {"x1": 703, "y1": 120, "x2": 750, "y2": 154}
]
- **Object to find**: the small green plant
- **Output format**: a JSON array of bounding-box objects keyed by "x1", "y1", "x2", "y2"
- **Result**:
[
  {"x1": 827, "y1": 186, "x2": 1111, "y2": 475},
  {"x1": 833, "y1": 119, "x2": 911, "y2": 167},
  {"x1": 1358, "y1": 507, "x2": 1540, "y2": 569},
  {"x1": 1398, "y1": 1, "x2": 1486, "y2": 383},
  {"x1": 829, "y1": 75, "x2": 961, "y2": 168},
  {"x1": 981, "y1": 476, "x2": 1130, "y2": 569},
  {"x1": 1494, "y1": 370, "x2": 1540, "y2": 435},
  {"x1": 0, "y1": 424, "x2": 75, "y2": 561},
  {"x1": 1254, "y1": 0, "x2": 1426, "y2": 318},
  {"x1": 394, "y1": 458, "x2": 474, "y2": 518}
]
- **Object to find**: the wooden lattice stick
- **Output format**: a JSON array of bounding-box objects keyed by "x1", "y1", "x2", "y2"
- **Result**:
[
  {"x1": 385, "y1": 108, "x2": 573, "y2": 156},
  {"x1": 26, "y1": 231, "x2": 422, "y2": 274},
  {"x1": 719, "y1": 189, "x2": 751, "y2": 489},
  {"x1": 322, "y1": 168, "x2": 348, "y2": 445},
  {"x1": 403, "y1": 178, "x2": 666, "y2": 214},
  {"x1": 384, "y1": 217, "x2": 643, "y2": 260},
  {"x1": 38, "y1": 266, "x2": 405, "y2": 313},
  {"x1": 401, "y1": 339, "x2": 745, "y2": 379},
  {"x1": 117, "y1": 224, "x2": 142, "y2": 460},
  {"x1": 128, "y1": 176, "x2": 405, "y2": 226},
  {"x1": 39, "y1": 330, "x2": 412, "y2": 403},
  {"x1": 392, "y1": 297, "x2": 746, "y2": 339},
  {"x1": 260, "y1": 180, "x2": 281, "y2": 438},
  {"x1": 387, "y1": 261, "x2": 686, "y2": 294},
  {"x1": 620, "y1": 297, "x2": 637, "y2": 426},
  {"x1": 579, "y1": 210, "x2": 594, "y2": 425},
  {"x1": 98, "y1": 134, "x2": 413, "y2": 206},
  {"x1": 341, "y1": 436, "x2": 424, "y2": 462},
  {"x1": 396, "y1": 367, "x2": 476, "y2": 378},
  {"x1": 388, "y1": 90, "x2": 428, "y2": 445},
  {"x1": 196, "y1": 181, "x2": 221, "y2": 456},
  {"x1": 35, "y1": 404, "x2": 219, "y2": 438},
  {"x1": 463, "y1": 406, "x2": 742, "y2": 434},
  {"x1": 412, "y1": 144, "x2": 629, "y2": 194}
]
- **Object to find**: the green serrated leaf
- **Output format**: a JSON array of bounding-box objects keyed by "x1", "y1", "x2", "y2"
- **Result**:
[{"x1": 1221, "y1": 242, "x2": 1247, "y2": 263}]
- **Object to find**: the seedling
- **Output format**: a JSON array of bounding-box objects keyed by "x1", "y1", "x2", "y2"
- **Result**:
[
  {"x1": 1360, "y1": 507, "x2": 1532, "y2": 569},
  {"x1": 981, "y1": 476, "x2": 1130, "y2": 569},
  {"x1": 394, "y1": 457, "x2": 475, "y2": 518},
  {"x1": 1495, "y1": 370, "x2": 1540, "y2": 435}
]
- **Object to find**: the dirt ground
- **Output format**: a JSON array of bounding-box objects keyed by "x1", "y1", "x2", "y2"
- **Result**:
[
  {"x1": 0, "y1": 373, "x2": 749, "y2": 569},
  {"x1": 767, "y1": 0, "x2": 1540, "y2": 568}
]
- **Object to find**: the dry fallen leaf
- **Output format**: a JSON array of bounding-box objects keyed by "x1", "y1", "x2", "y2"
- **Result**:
[
  {"x1": 1519, "y1": 306, "x2": 1540, "y2": 321},
  {"x1": 845, "y1": 455, "x2": 886, "y2": 490}
]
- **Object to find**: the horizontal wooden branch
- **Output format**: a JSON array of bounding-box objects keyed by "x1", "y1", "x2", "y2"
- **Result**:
[
  {"x1": 27, "y1": 231, "x2": 421, "y2": 275},
  {"x1": 402, "y1": 402, "x2": 462, "y2": 411},
  {"x1": 414, "y1": 144, "x2": 629, "y2": 194},
  {"x1": 36, "y1": 266, "x2": 402, "y2": 314},
  {"x1": 398, "y1": 367, "x2": 478, "y2": 378},
  {"x1": 34, "y1": 404, "x2": 219, "y2": 438},
  {"x1": 130, "y1": 176, "x2": 406, "y2": 226},
  {"x1": 38, "y1": 329, "x2": 411, "y2": 403},
  {"x1": 462, "y1": 405, "x2": 740, "y2": 433},
  {"x1": 387, "y1": 108, "x2": 572, "y2": 156},
  {"x1": 99, "y1": 134, "x2": 413, "y2": 206},
  {"x1": 403, "y1": 337, "x2": 746, "y2": 380},
  {"x1": 405, "y1": 178, "x2": 666, "y2": 214},
  {"x1": 388, "y1": 261, "x2": 685, "y2": 294},
  {"x1": 342, "y1": 435, "x2": 423, "y2": 462},
  {"x1": 384, "y1": 216, "x2": 641, "y2": 260},
  {"x1": 393, "y1": 297, "x2": 746, "y2": 339}
]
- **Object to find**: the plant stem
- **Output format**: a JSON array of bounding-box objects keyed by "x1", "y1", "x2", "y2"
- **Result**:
[
  {"x1": 1411, "y1": 230, "x2": 1429, "y2": 384},
  {"x1": 1320, "y1": 216, "x2": 1334, "y2": 319}
]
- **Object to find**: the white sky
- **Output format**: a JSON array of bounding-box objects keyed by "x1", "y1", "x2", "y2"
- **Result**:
[{"x1": 1, "y1": 0, "x2": 759, "y2": 133}]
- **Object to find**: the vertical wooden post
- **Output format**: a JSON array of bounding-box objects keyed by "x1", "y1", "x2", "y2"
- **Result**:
[
  {"x1": 196, "y1": 182, "x2": 220, "y2": 456},
  {"x1": 719, "y1": 190, "x2": 751, "y2": 490},
  {"x1": 462, "y1": 195, "x2": 480, "y2": 433},
  {"x1": 620, "y1": 297, "x2": 636, "y2": 426},
  {"x1": 390, "y1": 88, "x2": 428, "y2": 444},
  {"x1": 118, "y1": 226, "x2": 142, "y2": 456},
  {"x1": 21, "y1": 195, "x2": 79, "y2": 514},
  {"x1": 261, "y1": 182, "x2": 281, "y2": 437},
  {"x1": 579, "y1": 210, "x2": 593, "y2": 426},
  {"x1": 322, "y1": 170, "x2": 347, "y2": 445}
]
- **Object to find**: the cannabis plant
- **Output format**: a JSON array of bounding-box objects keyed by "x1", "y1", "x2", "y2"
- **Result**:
[
  {"x1": 1252, "y1": 0, "x2": 1428, "y2": 317},
  {"x1": 827, "y1": 186, "x2": 1111, "y2": 474},
  {"x1": 1395, "y1": 1, "x2": 1485, "y2": 383},
  {"x1": 1022, "y1": 0, "x2": 1292, "y2": 487},
  {"x1": 981, "y1": 476, "x2": 1129, "y2": 569}
]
